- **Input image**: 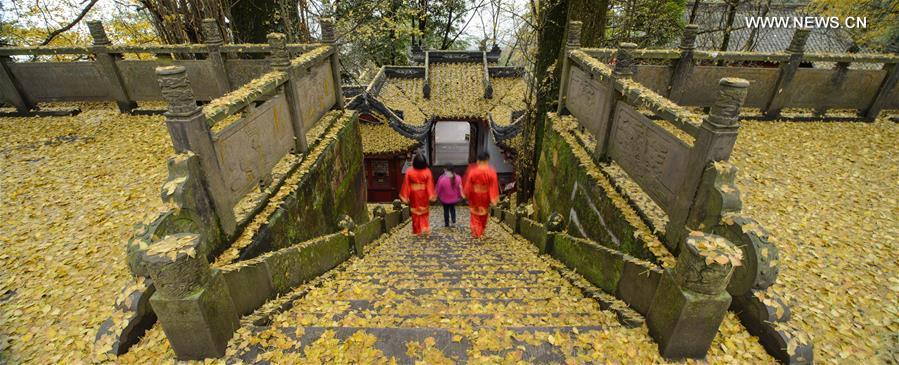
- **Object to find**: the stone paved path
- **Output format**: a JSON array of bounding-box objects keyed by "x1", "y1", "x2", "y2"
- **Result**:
[{"x1": 225, "y1": 207, "x2": 665, "y2": 363}]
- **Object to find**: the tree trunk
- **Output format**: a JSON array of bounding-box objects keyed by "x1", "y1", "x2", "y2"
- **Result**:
[
  {"x1": 719, "y1": 1, "x2": 739, "y2": 52},
  {"x1": 568, "y1": 0, "x2": 609, "y2": 47},
  {"x1": 689, "y1": 0, "x2": 701, "y2": 24},
  {"x1": 517, "y1": 0, "x2": 570, "y2": 202}
]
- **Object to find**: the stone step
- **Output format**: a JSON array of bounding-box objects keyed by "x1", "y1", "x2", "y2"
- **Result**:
[
  {"x1": 318, "y1": 285, "x2": 568, "y2": 298},
  {"x1": 234, "y1": 325, "x2": 606, "y2": 363},
  {"x1": 280, "y1": 298, "x2": 598, "y2": 318},
  {"x1": 341, "y1": 269, "x2": 547, "y2": 279},
  {"x1": 326, "y1": 276, "x2": 556, "y2": 288}
]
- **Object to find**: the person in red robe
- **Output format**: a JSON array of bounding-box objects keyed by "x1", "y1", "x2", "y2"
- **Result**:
[
  {"x1": 400, "y1": 153, "x2": 436, "y2": 236},
  {"x1": 462, "y1": 151, "x2": 499, "y2": 239}
]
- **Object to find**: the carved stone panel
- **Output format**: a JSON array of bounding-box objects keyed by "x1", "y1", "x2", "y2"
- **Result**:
[
  {"x1": 295, "y1": 61, "x2": 336, "y2": 130},
  {"x1": 213, "y1": 93, "x2": 295, "y2": 206},
  {"x1": 608, "y1": 102, "x2": 690, "y2": 215},
  {"x1": 567, "y1": 64, "x2": 611, "y2": 139}
]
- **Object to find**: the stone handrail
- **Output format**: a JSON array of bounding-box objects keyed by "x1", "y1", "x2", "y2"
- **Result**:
[{"x1": 581, "y1": 47, "x2": 899, "y2": 64}]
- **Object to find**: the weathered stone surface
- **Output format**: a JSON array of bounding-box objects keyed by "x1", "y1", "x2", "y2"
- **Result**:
[
  {"x1": 263, "y1": 233, "x2": 352, "y2": 293},
  {"x1": 355, "y1": 219, "x2": 384, "y2": 249},
  {"x1": 385, "y1": 210, "x2": 402, "y2": 231},
  {"x1": 221, "y1": 260, "x2": 275, "y2": 316},
  {"x1": 142, "y1": 234, "x2": 211, "y2": 298},
  {"x1": 150, "y1": 273, "x2": 239, "y2": 359},
  {"x1": 518, "y1": 217, "x2": 546, "y2": 252},
  {"x1": 616, "y1": 256, "x2": 662, "y2": 316},
  {"x1": 716, "y1": 214, "x2": 780, "y2": 296},
  {"x1": 646, "y1": 271, "x2": 732, "y2": 359},
  {"x1": 552, "y1": 233, "x2": 623, "y2": 293},
  {"x1": 673, "y1": 232, "x2": 740, "y2": 295},
  {"x1": 127, "y1": 152, "x2": 223, "y2": 277}
]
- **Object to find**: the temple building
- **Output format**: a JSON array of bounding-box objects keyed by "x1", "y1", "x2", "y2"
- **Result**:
[{"x1": 347, "y1": 47, "x2": 527, "y2": 202}]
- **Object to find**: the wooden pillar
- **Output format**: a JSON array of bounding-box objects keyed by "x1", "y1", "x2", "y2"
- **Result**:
[
  {"x1": 763, "y1": 28, "x2": 809, "y2": 118},
  {"x1": 88, "y1": 20, "x2": 136, "y2": 113},
  {"x1": 667, "y1": 24, "x2": 698, "y2": 103},
  {"x1": 268, "y1": 33, "x2": 309, "y2": 154},
  {"x1": 202, "y1": 18, "x2": 231, "y2": 96},
  {"x1": 556, "y1": 20, "x2": 583, "y2": 114},
  {"x1": 0, "y1": 55, "x2": 34, "y2": 113},
  {"x1": 666, "y1": 78, "x2": 749, "y2": 253},
  {"x1": 423, "y1": 51, "x2": 431, "y2": 98},
  {"x1": 156, "y1": 65, "x2": 236, "y2": 235},
  {"x1": 815, "y1": 45, "x2": 857, "y2": 117},
  {"x1": 594, "y1": 42, "x2": 636, "y2": 159},
  {"x1": 320, "y1": 16, "x2": 345, "y2": 109}
]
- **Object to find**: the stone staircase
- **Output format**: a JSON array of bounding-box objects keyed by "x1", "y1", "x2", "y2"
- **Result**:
[{"x1": 226, "y1": 209, "x2": 649, "y2": 363}]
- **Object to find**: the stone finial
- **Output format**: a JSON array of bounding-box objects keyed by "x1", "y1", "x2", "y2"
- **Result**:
[
  {"x1": 545, "y1": 212, "x2": 565, "y2": 232},
  {"x1": 392, "y1": 199, "x2": 403, "y2": 211},
  {"x1": 680, "y1": 24, "x2": 699, "y2": 50},
  {"x1": 515, "y1": 204, "x2": 529, "y2": 218},
  {"x1": 156, "y1": 66, "x2": 199, "y2": 118},
  {"x1": 614, "y1": 42, "x2": 638, "y2": 77},
  {"x1": 267, "y1": 33, "x2": 289, "y2": 70},
  {"x1": 142, "y1": 234, "x2": 211, "y2": 298},
  {"x1": 320, "y1": 17, "x2": 336, "y2": 44},
  {"x1": 202, "y1": 18, "x2": 223, "y2": 46},
  {"x1": 338, "y1": 214, "x2": 356, "y2": 231},
  {"x1": 87, "y1": 20, "x2": 110, "y2": 46},
  {"x1": 373, "y1": 205, "x2": 387, "y2": 218},
  {"x1": 787, "y1": 28, "x2": 810, "y2": 53},
  {"x1": 567, "y1": 21, "x2": 583, "y2": 48},
  {"x1": 674, "y1": 232, "x2": 742, "y2": 295},
  {"x1": 706, "y1": 77, "x2": 749, "y2": 127}
]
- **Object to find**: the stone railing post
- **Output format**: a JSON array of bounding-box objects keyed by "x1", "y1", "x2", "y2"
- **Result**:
[
  {"x1": 668, "y1": 24, "x2": 698, "y2": 103},
  {"x1": 320, "y1": 16, "x2": 345, "y2": 109},
  {"x1": 647, "y1": 232, "x2": 740, "y2": 359},
  {"x1": 514, "y1": 205, "x2": 528, "y2": 234},
  {"x1": 667, "y1": 77, "x2": 748, "y2": 253},
  {"x1": 202, "y1": 18, "x2": 231, "y2": 96},
  {"x1": 763, "y1": 28, "x2": 809, "y2": 118},
  {"x1": 594, "y1": 42, "x2": 636, "y2": 159},
  {"x1": 88, "y1": 20, "x2": 136, "y2": 113},
  {"x1": 338, "y1": 215, "x2": 362, "y2": 257},
  {"x1": 556, "y1": 20, "x2": 583, "y2": 114},
  {"x1": 268, "y1": 32, "x2": 309, "y2": 154},
  {"x1": 541, "y1": 212, "x2": 564, "y2": 255},
  {"x1": 864, "y1": 40, "x2": 899, "y2": 120},
  {"x1": 373, "y1": 205, "x2": 388, "y2": 235},
  {"x1": 144, "y1": 234, "x2": 239, "y2": 359},
  {"x1": 156, "y1": 65, "x2": 236, "y2": 234},
  {"x1": 0, "y1": 55, "x2": 34, "y2": 113}
]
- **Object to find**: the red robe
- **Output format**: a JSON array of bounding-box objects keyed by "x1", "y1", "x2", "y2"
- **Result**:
[
  {"x1": 400, "y1": 167, "x2": 436, "y2": 235},
  {"x1": 462, "y1": 163, "x2": 499, "y2": 238}
]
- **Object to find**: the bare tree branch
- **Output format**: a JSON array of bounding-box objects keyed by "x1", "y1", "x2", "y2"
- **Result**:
[{"x1": 39, "y1": 0, "x2": 100, "y2": 46}]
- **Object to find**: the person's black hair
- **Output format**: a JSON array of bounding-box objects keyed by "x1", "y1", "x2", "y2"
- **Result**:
[
  {"x1": 412, "y1": 153, "x2": 428, "y2": 169},
  {"x1": 477, "y1": 151, "x2": 490, "y2": 162}
]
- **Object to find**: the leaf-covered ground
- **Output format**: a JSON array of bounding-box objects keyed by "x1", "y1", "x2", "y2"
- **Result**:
[
  {"x1": 730, "y1": 119, "x2": 899, "y2": 363},
  {"x1": 0, "y1": 103, "x2": 171, "y2": 363},
  {"x1": 1, "y1": 103, "x2": 896, "y2": 363}
]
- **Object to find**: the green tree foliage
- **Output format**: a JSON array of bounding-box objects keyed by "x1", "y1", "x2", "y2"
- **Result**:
[
  {"x1": 608, "y1": 0, "x2": 687, "y2": 47},
  {"x1": 807, "y1": 0, "x2": 899, "y2": 51}
]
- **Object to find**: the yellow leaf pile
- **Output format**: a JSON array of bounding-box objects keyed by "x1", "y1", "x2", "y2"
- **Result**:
[
  {"x1": 730, "y1": 116, "x2": 899, "y2": 362},
  {"x1": 0, "y1": 102, "x2": 171, "y2": 363}
]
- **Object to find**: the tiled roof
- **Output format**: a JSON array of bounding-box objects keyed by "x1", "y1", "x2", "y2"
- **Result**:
[{"x1": 685, "y1": 2, "x2": 854, "y2": 53}]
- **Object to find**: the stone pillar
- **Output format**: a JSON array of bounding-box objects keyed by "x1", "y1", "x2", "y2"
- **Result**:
[
  {"x1": 764, "y1": 28, "x2": 809, "y2": 118},
  {"x1": 593, "y1": 42, "x2": 637, "y2": 159},
  {"x1": 514, "y1": 205, "x2": 529, "y2": 234},
  {"x1": 667, "y1": 78, "x2": 748, "y2": 252},
  {"x1": 864, "y1": 41, "x2": 899, "y2": 120},
  {"x1": 339, "y1": 215, "x2": 362, "y2": 257},
  {"x1": 668, "y1": 24, "x2": 698, "y2": 103},
  {"x1": 144, "y1": 234, "x2": 239, "y2": 359},
  {"x1": 556, "y1": 21, "x2": 583, "y2": 114},
  {"x1": 373, "y1": 205, "x2": 388, "y2": 235},
  {"x1": 202, "y1": 18, "x2": 231, "y2": 96},
  {"x1": 156, "y1": 65, "x2": 236, "y2": 235},
  {"x1": 647, "y1": 232, "x2": 740, "y2": 359},
  {"x1": 541, "y1": 212, "x2": 565, "y2": 255},
  {"x1": 268, "y1": 33, "x2": 309, "y2": 154},
  {"x1": 88, "y1": 20, "x2": 136, "y2": 113},
  {"x1": 320, "y1": 15, "x2": 345, "y2": 109}
]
